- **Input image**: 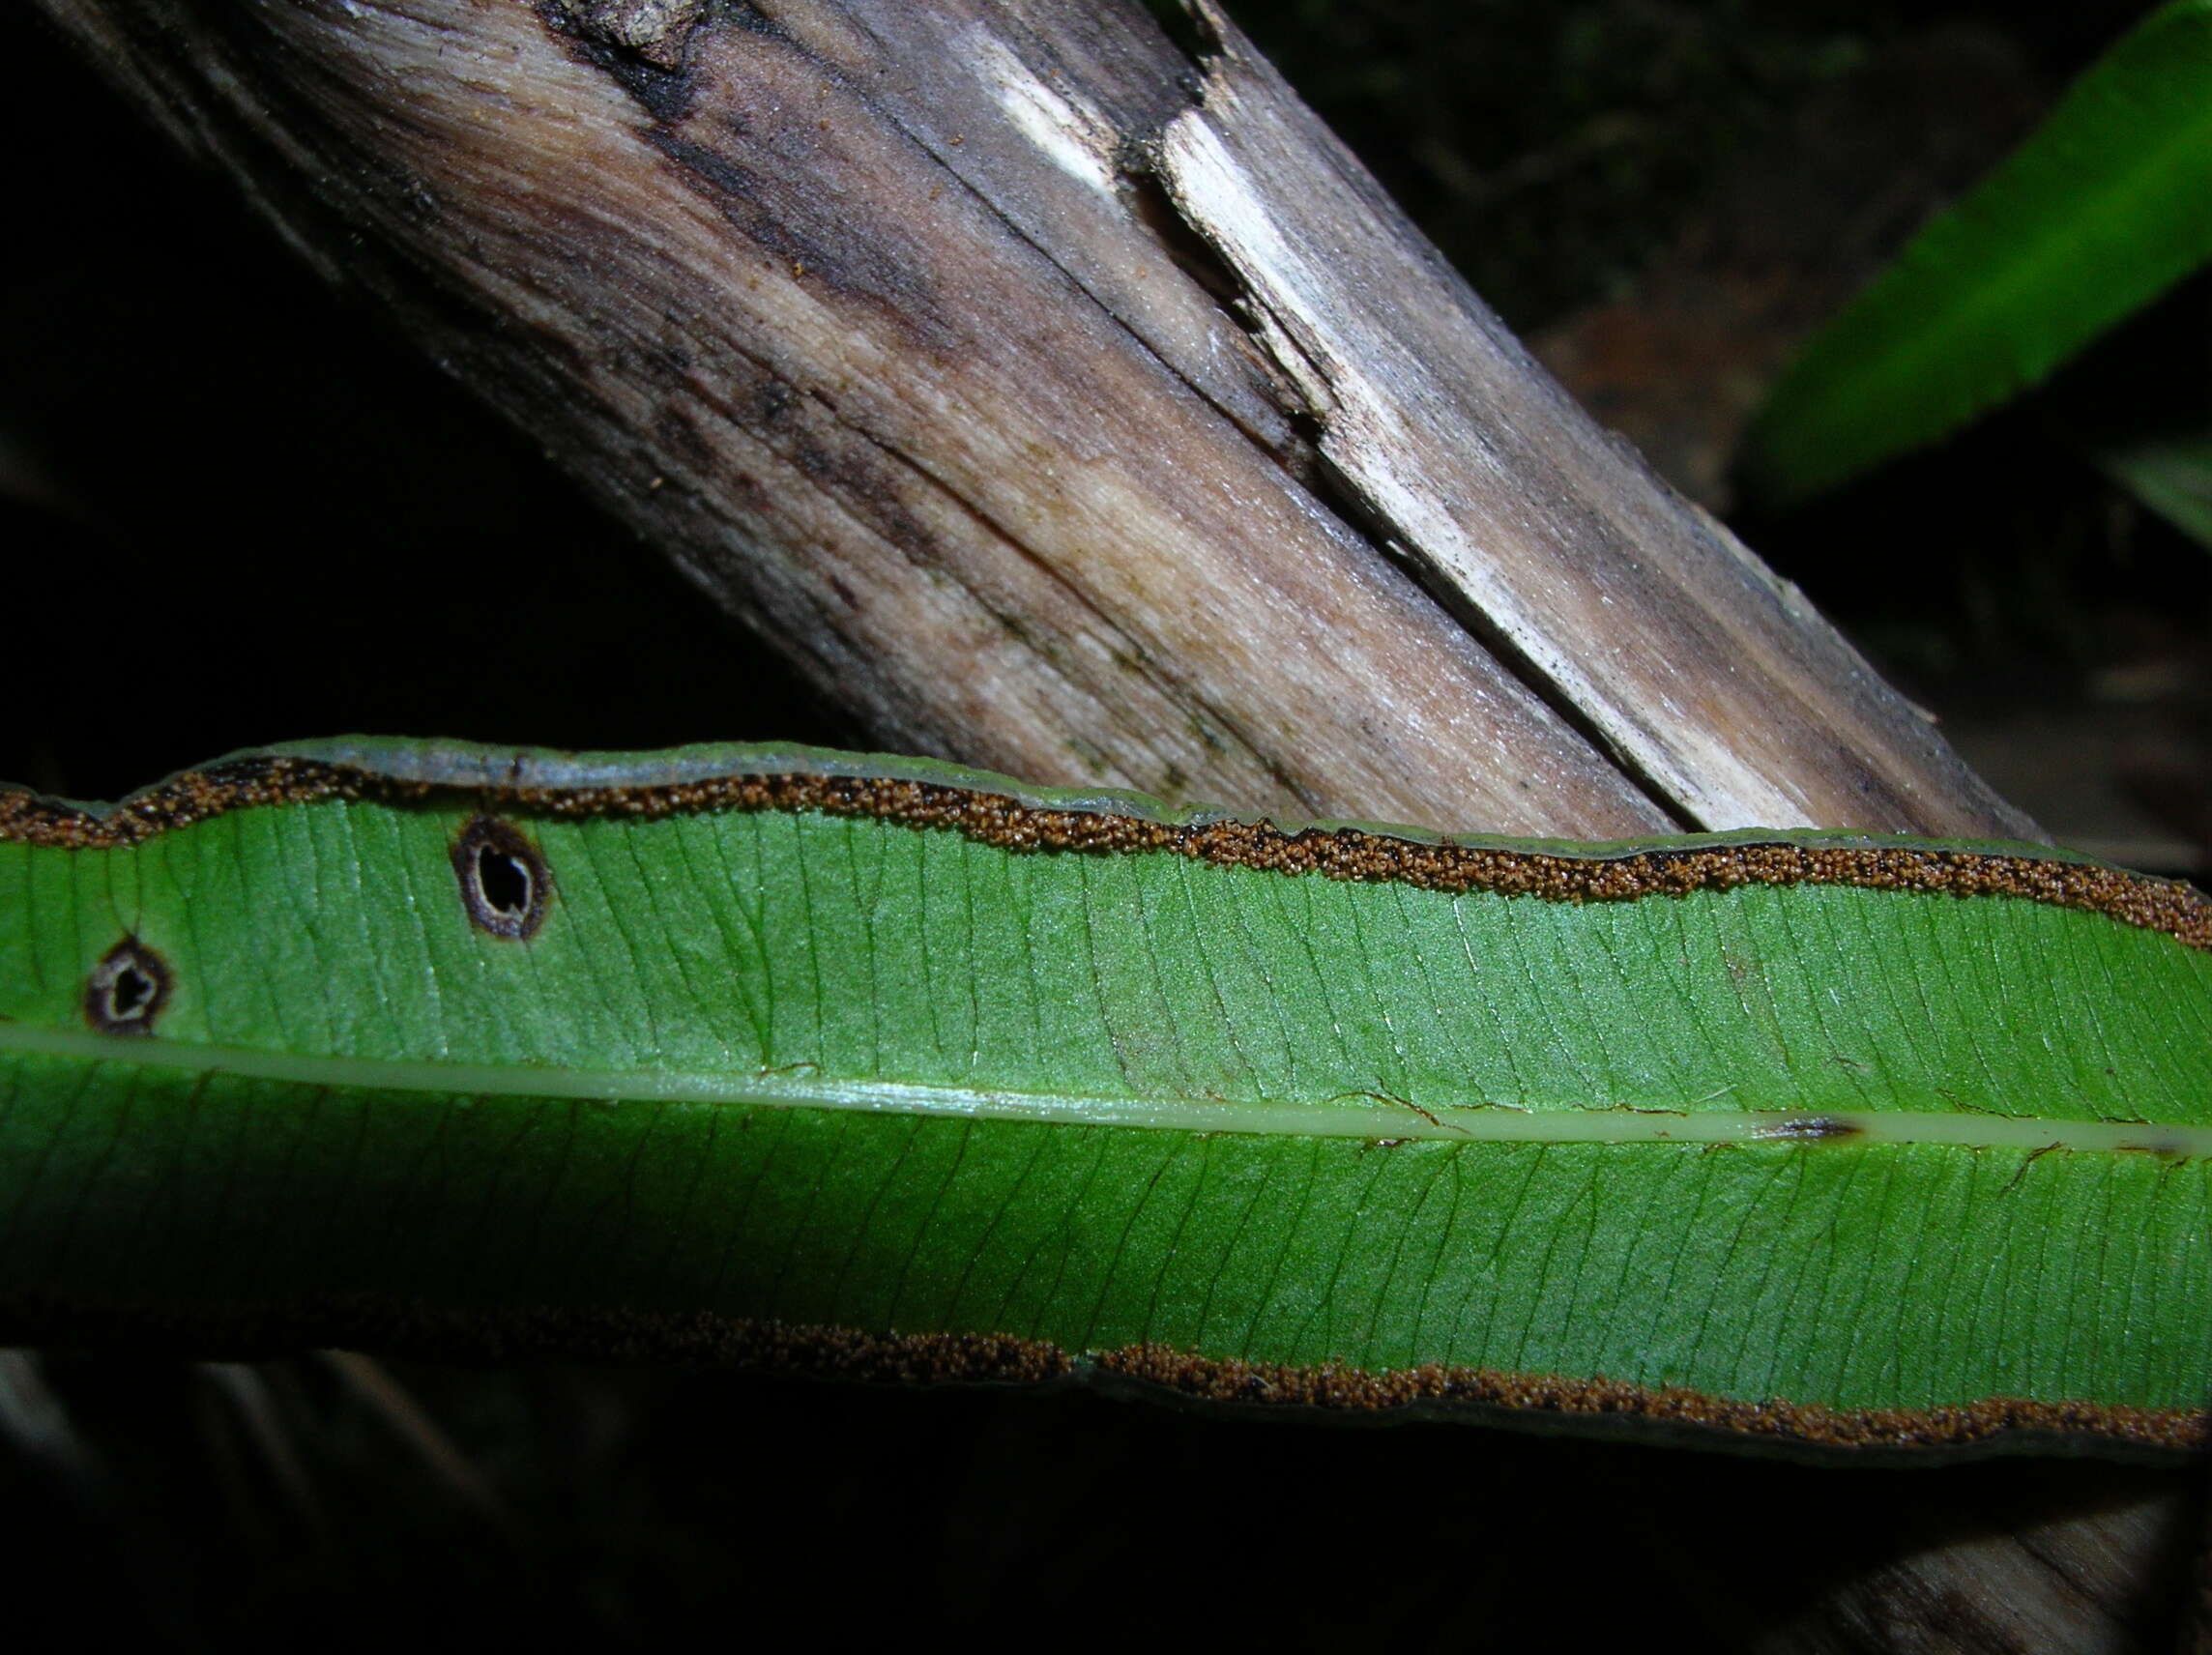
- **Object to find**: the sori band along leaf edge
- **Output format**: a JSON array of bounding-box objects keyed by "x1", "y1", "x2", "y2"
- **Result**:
[{"x1": 2, "y1": 738, "x2": 2207, "y2": 1457}]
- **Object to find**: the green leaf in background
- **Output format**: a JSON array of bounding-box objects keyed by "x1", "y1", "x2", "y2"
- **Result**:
[
  {"x1": 1740, "y1": 0, "x2": 2212, "y2": 507},
  {"x1": 2, "y1": 740, "x2": 2208, "y2": 1455},
  {"x1": 2095, "y1": 424, "x2": 2212, "y2": 549}
]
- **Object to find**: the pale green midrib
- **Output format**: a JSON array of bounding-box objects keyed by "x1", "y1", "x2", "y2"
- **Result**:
[{"x1": 5, "y1": 1025, "x2": 2208, "y2": 1157}]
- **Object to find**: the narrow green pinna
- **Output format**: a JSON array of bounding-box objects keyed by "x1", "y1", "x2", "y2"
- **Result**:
[
  {"x1": 2, "y1": 738, "x2": 2208, "y2": 1454},
  {"x1": 1742, "y1": 0, "x2": 2212, "y2": 506}
]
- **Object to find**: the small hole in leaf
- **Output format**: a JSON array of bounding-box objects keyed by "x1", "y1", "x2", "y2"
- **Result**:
[
  {"x1": 111, "y1": 968, "x2": 153, "y2": 1017},
  {"x1": 85, "y1": 938, "x2": 172, "y2": 1035},
  {"x1": 452, "y1": 816, "x2": 550, "y2": 940},
  {"x1": 477, "y1": 842, "x2": 532, "y2": 917}
]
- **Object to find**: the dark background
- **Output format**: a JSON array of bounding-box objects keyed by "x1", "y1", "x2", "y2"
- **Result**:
[{"x1": 5, "y1": 2, "x2": 2206, "y2": 1647}]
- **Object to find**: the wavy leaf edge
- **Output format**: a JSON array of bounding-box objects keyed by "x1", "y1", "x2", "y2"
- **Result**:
[{"x1": 3, "y1": 738, "x2": 2209, "y2": 1459}]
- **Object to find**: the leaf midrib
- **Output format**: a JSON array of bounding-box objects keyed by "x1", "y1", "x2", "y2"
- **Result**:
[{"x1": 7, "y1": 1024, "x2": 2206, "y2": 1157}]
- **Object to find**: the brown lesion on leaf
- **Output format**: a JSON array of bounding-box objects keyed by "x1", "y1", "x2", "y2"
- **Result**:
[
  {"x1": 452, "y1": 815, "x2": 553, "y2": 941},
  {"x1": 83, "y1": 937, "x2": 172, "y2": 1036},
  {"x1": 1750, "y1": 1116, "x2": 1864, "y2": 1144},
  {"x1": 6, "y1": 753, "x2": 2209, "y2": 954}
]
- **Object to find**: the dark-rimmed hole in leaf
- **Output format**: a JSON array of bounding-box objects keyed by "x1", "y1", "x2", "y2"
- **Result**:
[
  {"x1": 452, "y1": 815, "x2": 551, "y2": 940},
  {"x1": 84, "y1": 937, "x2": 172, "y2": 1035}
]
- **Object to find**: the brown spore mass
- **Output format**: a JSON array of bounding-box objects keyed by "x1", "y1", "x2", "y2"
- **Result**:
[
  {"x1": 0, "y1": 1290, "x2": 2198, "y2": 1456},
  {"x1": 5, "y1": 755, "x2": 2209, "y2": 953},
  {"x1": 1085, "y1": 1344, "x2": 2210, "y2": 1454}
]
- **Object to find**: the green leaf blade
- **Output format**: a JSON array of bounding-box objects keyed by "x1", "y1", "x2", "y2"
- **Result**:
[
  {"x1": 2, "y1": 740, "x2": 2209, "y2": 1453},
  {"x1": 2096, "y1": 425, "x2": 2212, "y2": 548},
  {"x1": 1742, "y1": 0, "x2": 2212, "y2": 505}
]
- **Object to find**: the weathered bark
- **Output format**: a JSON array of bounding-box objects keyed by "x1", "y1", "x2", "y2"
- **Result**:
[
  {"x1": 1740, "y1": 1464, "x2": 2206, "y2": 1655},
  {"x1": 35, "y1": 0, "x2": 2027, "y2": 839},
  {"x1": 23, "y1": 0, "x2": 2194, "y2": 1646}
]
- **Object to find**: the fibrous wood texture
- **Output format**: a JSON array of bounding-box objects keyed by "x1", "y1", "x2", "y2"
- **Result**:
[{"x1": 37, "y1": 0, "x2": 2027, "y2": 838}]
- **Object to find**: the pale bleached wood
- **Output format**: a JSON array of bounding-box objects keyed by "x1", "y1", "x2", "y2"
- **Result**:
[
  {"x1": 1152, "y1": 1, "x2": 2032, "y2": 835},
  {"x1": 26, "y1": 0, "x2": 2192, "y2": 1646}
]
